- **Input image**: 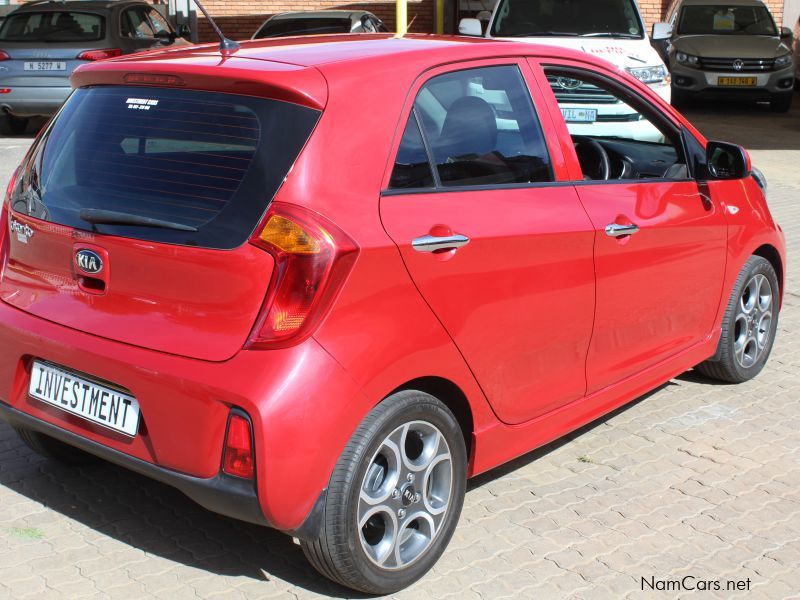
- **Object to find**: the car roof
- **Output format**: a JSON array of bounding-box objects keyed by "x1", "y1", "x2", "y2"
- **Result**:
[
  {"x1": 72, "y1": 34, "x2": 641, "y2": 111},
  {"x1": 105, "y1": 34, "x2": 596, "y2": 70},
  {"x1": 269, "y1": 11, "x2": 375, "y2": 20},
  {"x1": 11, "y1": 0, "x2": 142, "y2": 12},
  {"x1": 678, "y1": 0, "x2": 767, "y2": 7}
]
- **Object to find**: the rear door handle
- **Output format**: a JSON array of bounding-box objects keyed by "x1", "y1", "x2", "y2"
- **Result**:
[
  {"x1": 605, "y1": 223, "x2": 640, "y2": 238},
  {"x1": 411, "y1": 234, "x2": 470, "y2": 253}
]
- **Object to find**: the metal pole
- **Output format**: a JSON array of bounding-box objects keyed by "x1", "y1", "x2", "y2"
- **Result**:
[
  {"x1": 396, "y1": 0, "x2": 407, "y2": 35},
  {"x1": 436, "y1": 0, "x2": 444, "y2": 34}
]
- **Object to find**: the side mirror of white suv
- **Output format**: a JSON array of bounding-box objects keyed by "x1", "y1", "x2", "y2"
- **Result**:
[
  {"x1": 652, "y1": 22, "x2": 672, "y2": 40},
  {"x1": 458, "y1": 18, "x2": 483, "y2": 37}
]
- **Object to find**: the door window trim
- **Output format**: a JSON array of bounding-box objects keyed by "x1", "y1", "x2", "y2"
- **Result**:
[{"x1": 380, "y1": 57, "x2": 566, "y2": 196}]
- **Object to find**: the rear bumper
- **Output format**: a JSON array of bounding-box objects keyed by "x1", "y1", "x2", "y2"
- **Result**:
[
  {"x1": 0, "y1": 298, "x2": 366, "y2": 534},
  {"x1": 0, "y1": 86, "x2": 71, "y2": 117},
  {"x1": 0, "y1": 400, "x2": 268, "y2": 526}
]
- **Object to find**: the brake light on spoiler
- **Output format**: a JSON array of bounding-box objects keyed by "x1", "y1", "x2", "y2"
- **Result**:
[{"x1": 247, "y1": 202, "x2": 358, "y2": 349}]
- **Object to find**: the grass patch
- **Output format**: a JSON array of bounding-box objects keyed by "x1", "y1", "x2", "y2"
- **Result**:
[{"x1": 9, "y1": 527, "x2": 45, "y2": 540}]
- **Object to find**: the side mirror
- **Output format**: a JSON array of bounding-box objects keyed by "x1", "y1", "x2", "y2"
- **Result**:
[
  {"x1": 652, "y1": 22, "x2": 672, "y2": 40},
  {"x1": 779, "y1": 26, "x2": 793, "y2": 41},
  {"x1": 706, "y1": 141, "x2": 751, "y2": 180},
  {"x1": 458, "y1": 18, "x2": 483, "y2": 37},
  {"x1": 154, "y1": 30, "x2": 177, "y2": 42},
  {"x1": 177, "y1": 24, "x2": 191, "y2": 39}
]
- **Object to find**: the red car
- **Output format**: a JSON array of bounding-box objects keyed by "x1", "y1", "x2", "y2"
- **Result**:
[{"x1": 0, "y1": 35, "x2": 786, "y2": 593}]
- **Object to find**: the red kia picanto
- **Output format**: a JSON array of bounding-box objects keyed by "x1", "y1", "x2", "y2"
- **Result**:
[{"x1": 0, "y1": 35, "x2": 786, "y2": 594}]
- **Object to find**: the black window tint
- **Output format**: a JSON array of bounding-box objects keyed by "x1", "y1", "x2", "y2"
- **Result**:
[
  {"x1": 389, "y1": 114, "x2": 435, "y2": 189},
  {"x1": 414, "y1": 65, "x2": 553, "y2": 188},
  {"x1": 12, "y1": 87, "x2": 320, "y2": 250},
  {"x1": 254, "y1": 17, "x2": 353, "y2": 38},
  {"x1": 0, "y1": 11, "x2": 105, "y2": 42}
]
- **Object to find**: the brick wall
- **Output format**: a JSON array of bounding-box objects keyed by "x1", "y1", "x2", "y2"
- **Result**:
[
  {"x1": 14, "y1": 0, "x2": 785, "y2": 38},
  {"x1": 197, "y1": 0, "x2": 433, "y2": 41}
]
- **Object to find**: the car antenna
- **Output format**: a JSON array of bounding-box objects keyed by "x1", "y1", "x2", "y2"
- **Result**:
[{"x1": 192, "y1": 0, "x2": 240, "y2": 54}]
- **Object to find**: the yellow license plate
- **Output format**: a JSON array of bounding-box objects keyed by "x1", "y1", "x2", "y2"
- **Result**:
[{"x1": 717, "y1": 77, "x2": 757, "y2": 86}]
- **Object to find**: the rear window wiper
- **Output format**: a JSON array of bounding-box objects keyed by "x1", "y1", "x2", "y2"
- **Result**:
[{"x1": 79, "y1": 209, "x2": 199, "y2": 232}]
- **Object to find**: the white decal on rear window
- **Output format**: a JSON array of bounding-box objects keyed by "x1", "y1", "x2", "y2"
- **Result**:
[{"x1": 126, "y1": 98, "x2": 159, "y2": 110}]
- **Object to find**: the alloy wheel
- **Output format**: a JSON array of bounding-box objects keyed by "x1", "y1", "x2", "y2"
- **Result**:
[
  {"x1": 358, "y1": 420, "x2": 453, "y2": 570},
  {"x1": 734, "y1": 273, "x2": 773, "y2": 369}
]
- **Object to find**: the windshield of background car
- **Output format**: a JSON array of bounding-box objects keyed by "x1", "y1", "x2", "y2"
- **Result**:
[
  {"x1": 254, "y1": 17, "x2": 353, "y2": 38},
  {"x1": 0, "y1": 11, "x2": 105, "y2": 42},
  {"x1": 9, "y1": 86, "x2": 320, "y2": 250},
  {"x1": 677, "y1": 5, "x2": 778, "y2": 35},
  {"x1": 491, "y1": 0, "x2": 643, "y2": 38}
]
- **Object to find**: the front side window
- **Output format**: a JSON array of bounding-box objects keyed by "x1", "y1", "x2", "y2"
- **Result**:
[
  {"x1": 678, "y1": 5, "x2": 777, "y2": 36},
  {"x1": 122, "y1": 7, "x2": 155, "y2": 38},
  {"x1": 146, "y1": 8, "x2": 173, "y2": 36},
  {"x1": 546, "y1": 69, "x2": 688, "y2": 181},
  {"x1": 253, "y1": 17, "x2": 353, "y2": 38},
  {"x1": 390, "y1": 65, "x2": 552, "y2": 189},
  {"x1": 0, "y1": 11, "x2": 105, "y2": 42},
  {"x1": 491, "y1": 0, "x2": 643, "y2": 38}
]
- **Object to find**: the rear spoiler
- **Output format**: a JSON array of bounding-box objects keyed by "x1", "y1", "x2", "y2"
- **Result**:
[{"x1": 71, "y1": 51, "x2": 328, "y2": 110}]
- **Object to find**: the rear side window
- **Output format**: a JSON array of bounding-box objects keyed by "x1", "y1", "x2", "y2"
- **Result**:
[
  {"x1": 390, "y1": 65, "x2": 553, "y2": 189},
  {"x1": 11, "y1": 87, "x2": 320, "y2": 249},
  {"x1": 0, "y1": 11, "x2": 105, "y2": 42},
  {"x1": 389, "y1": 115, "x2": 435, "y2": 189}
]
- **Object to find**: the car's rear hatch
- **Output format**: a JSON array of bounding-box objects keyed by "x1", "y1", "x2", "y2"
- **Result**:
[{"x1": 1, "y1": 58, "x2": 323, "y2": 361}]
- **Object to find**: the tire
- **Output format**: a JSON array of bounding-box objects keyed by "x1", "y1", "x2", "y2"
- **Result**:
[
  {"x1": 301, "y1": 391, "x2": 467, "y2": 594},
  {"x1": 770, "y1": 93, "x2": 792, "y2": 113},
  {"x1": 695, "y1": 256, "x2": 780, "y2": 383},
  {"x1": 15, "y1": 427, "x2": 99, "y2": 466},
  {"x1": 0, "y1": 114, "x2": 30, "y2": 136}
]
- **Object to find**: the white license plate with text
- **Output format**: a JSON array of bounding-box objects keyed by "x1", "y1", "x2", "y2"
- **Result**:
[
  {"x1": 561, "y1": 108, "x2": 597, "y2": 123},
  {"x1": 28, "y1": 361, "x2": 140, "y2": 437},
  {"x1": 24, "y1": 61, "x2": 67, "y2": 71}
]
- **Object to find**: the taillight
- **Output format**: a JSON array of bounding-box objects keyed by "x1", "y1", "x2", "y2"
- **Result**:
[
  {"x1": 0, "y1": 167, "x2": 18, "y2": 279},
  {"x1": 0, "y1": 51, "x2": 9, "y2": 61},
  {"x1": 222, "y1": 413, "x2": 255, "y2": 479},
  {"x1": 247, "y1": 202, "x2": 358, "y2": 349},
  {"x1": 77, "y1": 48, "x2": 123, "y2": 61}
]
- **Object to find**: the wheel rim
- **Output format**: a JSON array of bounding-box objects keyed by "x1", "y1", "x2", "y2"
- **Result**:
[
  {"x1": 734, "y1": 273, "x2": 773, "y2": 369},
  {"x1": 358, "y1": 420, "x2": 453, "y2": 570}
]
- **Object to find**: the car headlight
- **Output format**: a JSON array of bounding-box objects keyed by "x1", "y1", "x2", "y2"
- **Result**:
[
  {"x1": 675, "y1": 52, "x2": 700, "y2": 66},
  {"x1": 626, "y1": 65, "x2": 669, "y2": 84},
  {"x1": 775, "y1": 53, "x2": 793, "y2": 68}
]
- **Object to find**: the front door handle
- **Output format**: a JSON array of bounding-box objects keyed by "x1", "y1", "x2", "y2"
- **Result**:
[
  {"x1": 412, "y1": 234, "x2": 470, "y2": 253},
  {"x1": 605, "y1": 223, "x2": 640, "y2": 238}
]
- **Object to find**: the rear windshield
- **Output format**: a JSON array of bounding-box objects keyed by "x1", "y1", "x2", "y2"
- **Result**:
[
  {"x1": 254, "y1": 17, "x2": 353, "y2": 38},
  {"x1": 10, "y1": 87, "x2": 320, "y2": 249},
  {"x1": 0, "y1": 11, "x2": 105, "y2": 42}
]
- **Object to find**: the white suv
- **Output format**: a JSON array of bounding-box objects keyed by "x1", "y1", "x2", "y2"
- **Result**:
[{"x1": 459, "y1": 0, "x2": 671, "y2": 141}]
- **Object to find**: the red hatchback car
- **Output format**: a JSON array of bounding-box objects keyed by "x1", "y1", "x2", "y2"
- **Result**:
[{"x1": 0, "y1": 35, "x2": 786, "y2": 593}]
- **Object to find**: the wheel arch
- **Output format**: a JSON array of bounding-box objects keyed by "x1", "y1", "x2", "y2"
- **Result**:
[
  {"x1": 388, "y1": 376, "x2": 475, "y2": 457},
  {"x1": 753, "y1": 244, "x2": 784, "y2": 302}
]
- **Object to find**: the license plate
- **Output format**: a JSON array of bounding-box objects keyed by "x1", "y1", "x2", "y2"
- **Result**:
[
  {"x1": 561, "y1": 108, "x2": 597, "y2": 123},
  {"x1": 717, "y1": 77, "x2": 757, "y2": 87},
  {"x1": 28, "y1": 361, "x2": 140, "y2": 437},
  {"x1": 23, "y1": 61, "x2": 66, "y2": 71}
]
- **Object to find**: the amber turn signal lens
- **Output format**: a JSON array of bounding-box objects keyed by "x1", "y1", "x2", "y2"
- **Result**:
[{"x1": 259, "y1": 215, "x2": 322, "y2": 254}]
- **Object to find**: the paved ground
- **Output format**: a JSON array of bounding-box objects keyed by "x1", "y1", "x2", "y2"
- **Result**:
[{"x1": 1, "y1": 94, "x2": 799, "y2": 599}]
